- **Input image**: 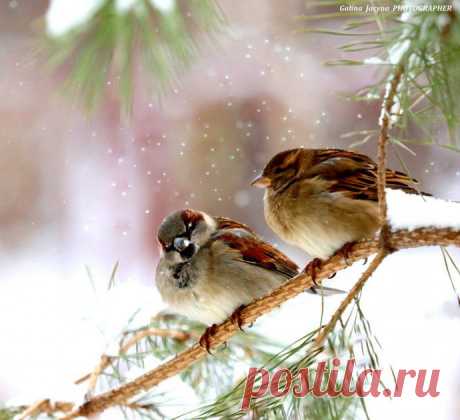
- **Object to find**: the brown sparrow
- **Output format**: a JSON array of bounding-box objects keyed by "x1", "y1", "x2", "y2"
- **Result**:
[
  {"x1": 252, "y1": 148, "x2": 422, "y2": 263},
  {"x1": 155, "y1": 209, "x2": 341, "y2": 350}
]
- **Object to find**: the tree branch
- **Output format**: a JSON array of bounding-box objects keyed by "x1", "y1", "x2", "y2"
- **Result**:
[
  {"x1": 75, "y1": 327, "x2": 194, "y2": 388},
  {"x1": 17, "y1": 399, "x2": 73, "y2": 420},
  {"x1": 314, "y1": 249, "x2": 387, "y2": 346},
  {"x1": 58, "y1": 227, "x2": 460, "y2": 420},
  {"x1": 377, "y1": 63, "x2": 404, "y2": 226}
]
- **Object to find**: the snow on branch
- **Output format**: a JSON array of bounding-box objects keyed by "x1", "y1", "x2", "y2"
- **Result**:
[{"x1": 387, "y1": 190, "x2": 460, "y2": 231}]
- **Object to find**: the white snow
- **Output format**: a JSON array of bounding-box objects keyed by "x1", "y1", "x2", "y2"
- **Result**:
[
  {"x1": 0, "y1": 252, "x2": 162, "y2": 416},
  {"x1": 46, "y1": 0, "x2": 175, "y2": 36},
  {"x1": 46, "y1": 0, "x2": 104, "y2": 36},
  {"x1": 363, "y1": 57, "x2": 386, "y2": 65},
  {"x1": 388, "y1": 38, "x2": 411, "y2": 65},
  {"x1": 387, "y1": 188, "x2": 460, "y2": 231},
  {"x1": 150, "y1": 0, "x2": 175, "y2": 13},
  {"x1": 116, "y1": 0, "x2": 138, "y2": 13},
  {"x1": 378, "y1": 66, "x2": 404, "y2": 129}
]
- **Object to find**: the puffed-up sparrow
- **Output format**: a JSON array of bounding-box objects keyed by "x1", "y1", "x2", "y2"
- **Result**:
[
  {"x1": 155, "y1": 208, "x2": 342, "y2": 350},
  {"x1": 252, "y1": 148, "x2": 423, "y2": 261}
]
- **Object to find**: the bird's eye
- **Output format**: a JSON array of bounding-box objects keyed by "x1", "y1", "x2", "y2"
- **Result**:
[{"x1": 273, "y1": 166, "x2": 284, "y2": 174}]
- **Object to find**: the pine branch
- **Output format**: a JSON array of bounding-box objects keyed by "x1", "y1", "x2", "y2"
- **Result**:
[
  {"x1": 17, "y1": 400, "x2": 73, "y2": 420},
  {"x1": 42, "y1": 0, "x2": 226, "y2": 113},
  {"x1": 46, "y1": 227, "x2": 460, "y2": 420},
  {"x1": 308, "y1": 4, "x2": 460, "y2": 147},
  {"x1": 75, "y1": 327, "x2": 194, "y2": 389}
]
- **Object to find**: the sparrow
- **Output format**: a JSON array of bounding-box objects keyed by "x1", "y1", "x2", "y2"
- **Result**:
[
  {"x1": 155, "y1": 208, "x2": 341, "y2": 350},
  {"x1": 252, "y1": 148, "x2": 423, "y2": 266}
]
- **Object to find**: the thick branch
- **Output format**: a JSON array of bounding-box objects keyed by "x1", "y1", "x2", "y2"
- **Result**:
[{"x1": 60, "y1": 227, "x2": 460, "y2": 419}]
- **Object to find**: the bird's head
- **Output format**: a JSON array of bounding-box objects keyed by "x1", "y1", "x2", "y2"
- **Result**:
[
  {"x1": 157, "y1": 209, "x2": 216, "y2": 264},
  {"x1": 251, "y1": 148, "x2": 311, "y2": 191}
]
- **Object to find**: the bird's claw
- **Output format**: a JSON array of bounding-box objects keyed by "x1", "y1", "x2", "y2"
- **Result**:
[
  {"x1": 303, "y1": 258, "x2": 323, "y2": 287},
  {"x1": 199, "y1": 305, "x2": 247, "y2": 354},
  {"x1": 335, "y1": 242, "x2": 356, "y2": 266},
  {"x1": 230, "y1": 305, "x2": 245, "y2": 331},
  {"x1": 199, "y1": 324, "x2": 218, "y2": 354}
]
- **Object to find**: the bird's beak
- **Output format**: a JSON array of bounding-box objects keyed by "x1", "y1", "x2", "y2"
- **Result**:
[{"x1": 251, "y1": 174, "x2": 271, "y2": 188}]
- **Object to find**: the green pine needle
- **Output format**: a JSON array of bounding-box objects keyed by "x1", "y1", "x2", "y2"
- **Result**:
[{"x1": 41, "y1": 0, "x2": 226, "y2": 115}]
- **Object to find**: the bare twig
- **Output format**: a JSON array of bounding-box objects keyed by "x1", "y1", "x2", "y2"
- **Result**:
[
  {"x1": 378, "y1": 64, "x2": 404, "y2": 230},
  {"x1": 18, "y1": 400, "x2": 50, "y2": 420},
  {"x1": 315, "y1": 64, "x2": 406, "y2": 347},
  {"x1": 314, "y1": 249, "x2": 386, "y2": 346},
  {"x1": 55, "y1": 227, "x2": 460, "y2": 420},
  {"x1": 18, "y1": 399, "x2": 73, "y2": 420},
  {"x1": 75, "y1": 327, "x2": 194, "y2": 388}
]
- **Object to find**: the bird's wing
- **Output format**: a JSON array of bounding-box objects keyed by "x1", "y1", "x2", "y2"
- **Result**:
[
  {"x1": 214, "y1": 229, "x2": 299, "y2": 278},
  {"x1": 305, "y1": 148, "x2": 421, "y2": 200},
  {"x1": 213, "y1": 222, "x2": 345, "y2": 294},
  {"x1": 213, "y1": 230, "x2": 344, "y2": 294},
  {"x1": 215, "y1": 216, "x2": 257, "y2": 235}
]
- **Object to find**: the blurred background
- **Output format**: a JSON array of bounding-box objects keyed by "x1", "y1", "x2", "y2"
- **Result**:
[{"x1": 0, "y1": 1, "x2": 459, "y2": 419}]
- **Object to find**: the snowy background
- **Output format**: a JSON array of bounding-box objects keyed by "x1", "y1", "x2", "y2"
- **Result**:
[{"x1": 0, "y1": 1, "x2": 459, "y2": 419}]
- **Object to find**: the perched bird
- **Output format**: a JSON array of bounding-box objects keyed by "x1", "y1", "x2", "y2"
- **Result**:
[
  {"x1": 252, "y1": 148, "x2": 422, "y2": 263},
  {"x1": 155, "y1": 208, "x2": 341, "y2": 350}
]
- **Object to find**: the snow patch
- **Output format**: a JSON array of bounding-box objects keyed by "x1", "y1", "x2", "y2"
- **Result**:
[
  {"x1": 116, "y1": 0, "x2": 138, "y2": 13},
  {"x1": 387, "y1": 188, "x2": 460, "y2": 231},
  {"x1": 46, "y1": 0, "x2": 104, "y2": 36},
  {"x1": 388, "y1": 39, "x2": 411, "y2": 65},
  {"x1": 150, "y1": 0, "x2": 175, "y2": 13},
  {"x1": 363, "y1": 57, "x2": 386, "y2": 65}
]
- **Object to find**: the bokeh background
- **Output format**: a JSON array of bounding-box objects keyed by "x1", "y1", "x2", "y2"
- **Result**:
[{"x1": 0, "y1": 1, "x2": 459, "y2": 419}]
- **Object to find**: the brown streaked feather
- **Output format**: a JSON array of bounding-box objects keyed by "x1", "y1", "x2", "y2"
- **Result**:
[
  {"x1": 215, "y1": 216, "x2": 256, "y2": 235},
  {"x1": 306, "y1": 148, "x2": 422, "y2": 200},
  {"x1": 215, "y1": 232, "x2": 299, "y2": 278}
]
